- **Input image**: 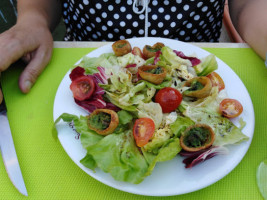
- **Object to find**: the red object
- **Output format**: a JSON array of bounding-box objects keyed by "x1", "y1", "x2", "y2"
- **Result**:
[
  {"x1": 207, "y1": 72, "x2": 225, "y2": 91},
  {"x1": 125, "y1": 64, "x2": 137, "y2": 68},
  {"x1": 70, "y1": 76, "x2": 95, "y2": 101},
  {"x1": 133, "y1": 118, "x2": 155, "y2": 147},
  {"x1": 173, "y1": 50, "x2": 201, "y2": 66},
  {"x1": 155, "y1": 87, "x2": 183, "y2": 113},
  {"x1": 132, "y1": 47, "x2": 145, "y2": 59},
  {"x1": 219, "y1": 98, "x2": 243, "y2": 118},
  {"x1": 153, "y1": 51, "x2": 162, "y2": 65},
  {"x1": 180, "y1": 146, "x2": 228, "y2": 168},
  {"x1": 69, "y1": 66, "x2": 86, "y2": 81}
]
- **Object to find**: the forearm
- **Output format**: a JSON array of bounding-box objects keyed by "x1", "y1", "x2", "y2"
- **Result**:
[
  {"x1": 229, "y1": 0, "x2": 267, "y2": 59},
  {"x1": 17, "y1": 0, "x2": 62, "y2": 31}
]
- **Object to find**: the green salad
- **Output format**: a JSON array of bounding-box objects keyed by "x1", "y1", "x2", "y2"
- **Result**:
[{"x1": 54, "y1": 41, "x2": 249, "y2": 184}]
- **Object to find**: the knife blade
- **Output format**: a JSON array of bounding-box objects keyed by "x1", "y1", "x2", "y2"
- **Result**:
[{"x1": 0, "y1": 83, "x2": 28, "y2": 196}]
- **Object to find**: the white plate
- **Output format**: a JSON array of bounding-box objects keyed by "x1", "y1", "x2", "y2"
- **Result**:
[{"x1": 53, "y1": 37, "x2": 255, "y2": 196}]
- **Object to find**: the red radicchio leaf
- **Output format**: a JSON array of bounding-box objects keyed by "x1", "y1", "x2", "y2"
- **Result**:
[
  {"x1": 69, "y1": 66, "x2": 85, "y2": 81},
  {"x1": 87, "y1": 67, "x2": 108, "y2": 96},
  {"x1": 106, "y1": 102, "x2": 121, "y2": 112},
  {"x1": 180, "y1": 146, "x2": 229, "y2": 168},
  {"x1": 179, "y1": 146, "x2": 213, "y2": 157},
  {"x1": 153, "y1": 51, "x2": 162, "y2": 65},
  {"x1": 126, "y1": 64, "x2": 137, "y2": 68},
  {"x1": 95, "y1": 66, "x2": 108, "y2": 84},
  {"x1": 71, "y1": 66, "x2": 119, "y2": 112},
  {"x1": 125, "y1": 63, "x2": 141, "y2": 83},
  {"x1": 132, "y1": 71, "x2": 142, "y2": 83},
  {"x1": 173, "y1": 50, "x2": 201, "y2": 66},
  {"x1": 75, "y1": 95, "x2": 106, "y2": 113},
  {"x1": 75, "y1": 95, "x2": 120, "y2": 113}
]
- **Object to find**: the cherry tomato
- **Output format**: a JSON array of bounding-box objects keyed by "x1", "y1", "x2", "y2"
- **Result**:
[
  {"x1": 133, "y1": 118, "x2": 155, "y2": 147},
  {"x1": 132, "y1": 47, "x2": 145, "y2": 59},
  {"x1": 155, "y1": 87, "x2": 183, "y2": 113},
  {"x1": 207, "y1": 72, "x2": 225, "y2": 91},
  {"x1": 70, "y1": 76, "x2": 95, "y2": 101},
  {"x1": 219, "y1": 98, "x2": 243, "y2": 118}
]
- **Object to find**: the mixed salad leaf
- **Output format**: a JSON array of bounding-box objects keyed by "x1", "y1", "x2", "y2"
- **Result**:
[{"x1": 54, "y1": 40, "x2": 249, "y2": 184}]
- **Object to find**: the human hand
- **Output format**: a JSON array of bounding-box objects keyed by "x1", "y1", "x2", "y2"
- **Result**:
[{"x1": 0, "y1": 18, "x2": 53, "y2": 93}]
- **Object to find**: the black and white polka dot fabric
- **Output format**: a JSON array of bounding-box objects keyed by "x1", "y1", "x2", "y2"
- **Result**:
[{"x1": 61, "y1": 0, "x2": 225, "y2": 42}]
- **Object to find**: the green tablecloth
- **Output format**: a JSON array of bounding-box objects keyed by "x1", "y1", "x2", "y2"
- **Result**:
[{"x1": 0, "y1": 46, "x2": 266, "y2": 199}]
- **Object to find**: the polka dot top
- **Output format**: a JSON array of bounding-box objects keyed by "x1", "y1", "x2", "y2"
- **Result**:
[{"x1": 61, "y1": 0, "x2": 225, "y2": 42}]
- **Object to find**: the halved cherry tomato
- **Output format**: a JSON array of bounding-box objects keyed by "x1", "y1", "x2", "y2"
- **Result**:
[
  {"x1": 155, "y1": 87, "x2": 183, "y2": 113},
  {"x1": 207, "y1": 72, "x2": 225, "y2": 91},
  {"x1": 132, "y1": 47, "x2": 145, "y2": 59},
  {"x1": 133, "y1": 118, "x2": 155, "y2": 147},
  {"x1": 219, "y1": 98, "x2": 243, "y2": 118},
  {"x1": 70, "y1": 76, "x2": 95, "y2": 101}
]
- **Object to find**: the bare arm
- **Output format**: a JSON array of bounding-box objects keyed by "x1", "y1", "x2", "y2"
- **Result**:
[
  {"x1": 17, "y1": 0, "x2": 62, "y2": 31},
  {"x1": 229, "y1": 0, "x2": 267, "y2": 59},
  {"x1": 0, "y1": 0, "x2": 61, "y2": 95}
]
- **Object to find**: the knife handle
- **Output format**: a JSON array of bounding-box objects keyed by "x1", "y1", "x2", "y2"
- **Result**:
[{"x1": 0, "y1": 82, "x2": 7, "y2": 114}]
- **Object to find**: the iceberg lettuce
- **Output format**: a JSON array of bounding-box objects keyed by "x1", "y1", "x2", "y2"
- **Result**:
[
  {"x1": 137, "y1": 102, "x2": 163, "y2": 129},
  {"x1": 77, "y1": 53, "x2": 118, "y2": 74},
  {"x1": 194, "y1": 54, "x2": 218, "y2": 76}
]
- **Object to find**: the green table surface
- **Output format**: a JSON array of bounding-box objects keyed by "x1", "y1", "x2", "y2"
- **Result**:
[{"x1": 0, "y1": 46, "x2": 266, "y2": 200}]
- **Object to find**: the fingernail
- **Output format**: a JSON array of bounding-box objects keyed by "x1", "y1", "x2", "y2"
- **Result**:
[{"x1": 24, "y1": 80, "x2": 32, "y2": 92}]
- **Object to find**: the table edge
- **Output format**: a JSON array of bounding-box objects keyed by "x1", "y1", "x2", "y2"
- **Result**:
[{"x1": 53, "y1": 42, "x2": 250, "y2": 48}]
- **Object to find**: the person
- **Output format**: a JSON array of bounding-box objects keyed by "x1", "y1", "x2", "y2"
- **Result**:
[{"x1": 0, "y1": 0, "x2": 267, "y2": 102}]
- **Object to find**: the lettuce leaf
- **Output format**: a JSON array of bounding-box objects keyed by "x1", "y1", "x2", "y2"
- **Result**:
[
  {"x1": 85, "y1": 130, "x2": 149, "y2": 184},
  {"x1": 142, "y1": 138, "x2": 182, "y2": 175},
  {"x1": 54, "y1": 112, "x2": 151, "y2": 184},
  {"x1": 183, "y1": 107, "x2": 249, "y2": 146},
  {"x1": 77, "y1": 53, "x2": 118, "y2": 74},
  {"x1": 160, "y1": 46, "x2": 196, "y2": 80},
  {"x1": 117, "y1": 52, "x2": 145, "y2": 68},
  {"x1": 173, "y1": 50, "x2": 201, "y2": 66},
  {"x1": 53, "y1": 113, "x2": 104, "y2": 147},
  {"x1": 194, "y1": 54, "x2": 218, "y2": 76},
  {"x1": 137, "y1": 102, "x2": 163, "y2": 129},
  {"x1": 100, "y1": 67, "x2": 157, "y2": 111},
  {"x1": 161, "y1": 46, "x2": 192, "y2": 67},
  {"x1": 113, "y1": 110, "x2": 134, "y2": 133},
  {"x1": 141, "y1": 75, "x2": 172, "y2": 90},
  {"x1": 170, "y1": 115, "x2": 195, "y2": 137},
  {"x1": 80, "y1": 154, "x2": 97, "y2": 170}
]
